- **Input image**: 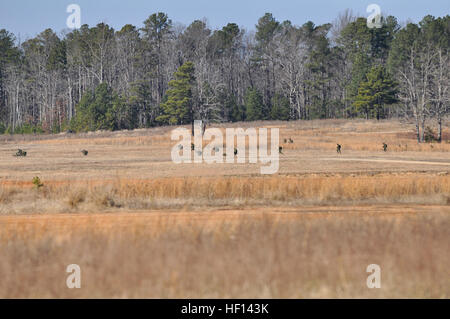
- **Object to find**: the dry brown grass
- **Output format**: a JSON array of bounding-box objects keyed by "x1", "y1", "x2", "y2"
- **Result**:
[
  {"x1": 0, "y1": 119, "x2": 449, "y2": 298},
  {"x1": 278, "y1": 120, "x2": 450, "y2": 152},
  {"x1": 0, "y1": 210, "x2": 449, "y2": 298},
  {"x1": 0, "y1": 173, "x2": 449, "y2": 214},
  {"x1": 1, "y1": 120, "x2": 448, "y2": 183}
]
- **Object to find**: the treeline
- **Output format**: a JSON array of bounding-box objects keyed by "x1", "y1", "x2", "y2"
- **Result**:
[{"x1": 0, "y1": 12, "x2": 448, "y2": 141}]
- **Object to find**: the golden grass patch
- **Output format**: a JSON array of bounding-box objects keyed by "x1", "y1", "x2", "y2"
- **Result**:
[
  {"x1": 0, "y1": 174, "x2": 448, "y2": 214},
  {"x1": 1, "y1": 210, "x2": 448, "y2": 298}
]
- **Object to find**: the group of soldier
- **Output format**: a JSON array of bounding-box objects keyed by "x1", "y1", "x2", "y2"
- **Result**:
[
  {"x1": 337, "y1": 143, "x2": 388, "y2": 154},
  {"x1": 13, "y1": 142, "x2": 390, "y2": 159}
]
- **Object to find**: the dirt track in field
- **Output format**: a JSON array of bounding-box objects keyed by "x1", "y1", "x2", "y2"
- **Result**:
[{"x1": 321, "y1": 157, "x2": 450, "y2": 166}]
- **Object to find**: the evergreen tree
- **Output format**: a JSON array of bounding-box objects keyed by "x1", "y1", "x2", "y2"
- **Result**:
[
  {"x1": 270, "y1": 94, "x2": 290, "y2": 120},
  {"x1": 71, "y1": 83, "x2": 125, "y2": 132},
  {"x1": 128, "y1": 80, "x2": 154, "y2": 128},
  {"x1": 339, "y1": 16, "x2": 400, "y2": 114},
  {"x1": 141, "y1": 13, "x2": 172, "y2": 105},
  {"x1": 306, "y1": 26, "x2": 333, "y2": 119},
  {"x1": 230, "y1": 102, "x2": 246, "y2": 122},
  {"x1": 255, "y1": 13, "x2": 281, "y2": 107},
  {"x1": 245, "y1": 88, "x2": 265, "y2": 121},
  {"x1": 353, "y1": 65, "x2": 398, "y2": 119},
  {"x1": 157, "y1": 61, "x2": 196, "y2": 126}
]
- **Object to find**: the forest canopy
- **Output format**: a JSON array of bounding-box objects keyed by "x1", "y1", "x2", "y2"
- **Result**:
[{"x1": 0, "y1": 12, "x2": 448, "y2": 142}]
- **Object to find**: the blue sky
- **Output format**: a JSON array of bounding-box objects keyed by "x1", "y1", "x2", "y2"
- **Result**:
[{"x1": 1, "y1": 0, "x2": 449, "y2": 39}]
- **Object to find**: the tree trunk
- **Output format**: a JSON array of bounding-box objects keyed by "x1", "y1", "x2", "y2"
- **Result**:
[
  {"x1": 416, "y1": 122, "x2": 421, "y2": 143},
  {"x1": 438, "y1": 116, "x2": 442, "y2": 143},
  {"x1": 420, "y1": 117, "x2": 426, "y2": 143}
]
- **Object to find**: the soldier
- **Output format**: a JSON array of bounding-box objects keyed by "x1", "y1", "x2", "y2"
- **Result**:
[
  {"x1": 289, "y1": 138, "x2": 294, "y2": 144},
  {"x1": 81, "y1": 150, "x2": 88, "y2": 156},
  {"x1": 337, "y1": 144, "x2": 342, "y2": 154},
  {"x1": 15, "y1": 149, "x2": 27, "y2": 157},
  {"x1": 383, "y1": 143, "x2": 388, "y2": 152}
]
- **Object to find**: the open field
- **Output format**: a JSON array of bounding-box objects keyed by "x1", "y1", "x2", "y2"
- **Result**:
[
  {"x1": 1, "y1": 120, "x2": 449, "y2": 183},
  {"x1": 1, "y1": 208, "x2": 449, "y2": 298},
  {"x1": 0, "y1": 119, "x2": 449, "y2": 298}
]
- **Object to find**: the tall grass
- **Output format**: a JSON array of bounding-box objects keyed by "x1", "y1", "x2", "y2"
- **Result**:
[
  {"x1": 0, "y1": 174, "x2": 448, "y2": 214},
  {"x1": 1, "y1": 211, "x2": 448, "y2": 298}
]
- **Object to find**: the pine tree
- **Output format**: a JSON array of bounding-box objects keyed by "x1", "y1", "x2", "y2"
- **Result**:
[
  {"x1": 157, "y1": 61, "x2": 196, "y2": 126},
  {"x1": 354, "y1": 65, "x2": 398, "y2": 119},
  {"x1": 245, "y1": 88, "x2": 265, "y2": 121},
  {"x1": 270, "y1": 94, "x2": 290, "y2": 120},
  {"x1": 71, "y1": 83, "x2": 125, "y2": 132}
]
